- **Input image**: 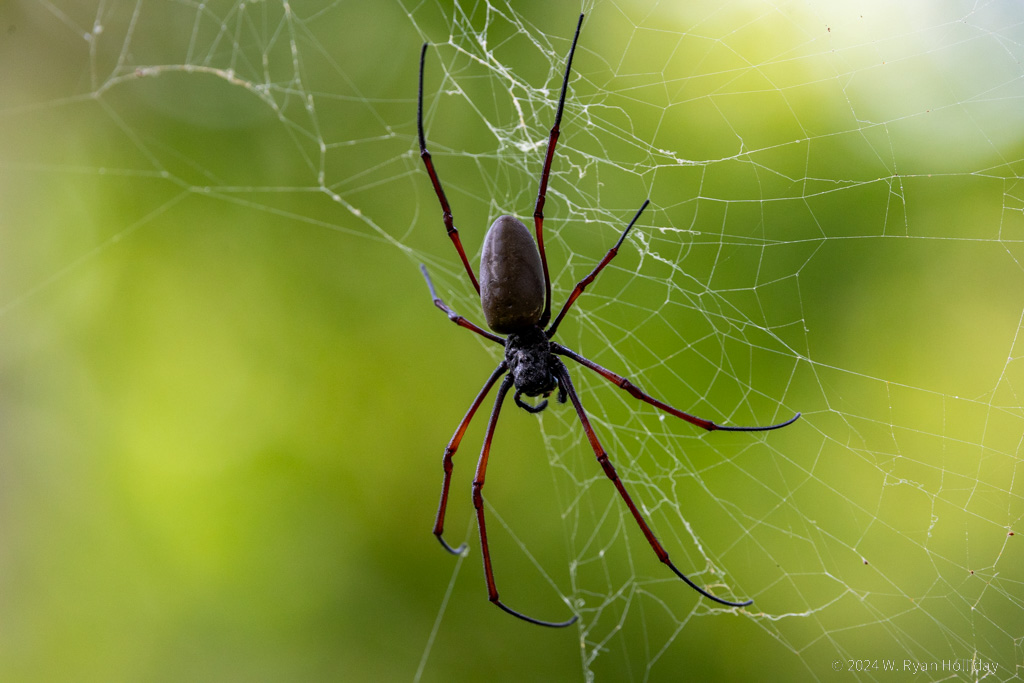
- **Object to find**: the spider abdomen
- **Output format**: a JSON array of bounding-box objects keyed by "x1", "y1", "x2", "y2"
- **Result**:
[{"x1": 479, "y1": 215, "x2": 544, "y2": 334}]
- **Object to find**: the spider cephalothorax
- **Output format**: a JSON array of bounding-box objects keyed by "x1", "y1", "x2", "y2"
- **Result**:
[
  {"x1": 504, "y1": 326, "x2": 563, "y2": 412},
  {"x1": 417, "y1": 13, "x2": 800, "y2": 628}
]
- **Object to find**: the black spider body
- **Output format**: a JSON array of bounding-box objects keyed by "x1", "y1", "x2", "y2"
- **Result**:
[
  {"x1": 416, "y1": 13, "x2": 800, "y2": 629},
  {"x1": 504, "y1": 327, "x2": 561, "y2": 412},
  {"x1": 480, "y1": 216, "x2": 561, "y2": 410}
]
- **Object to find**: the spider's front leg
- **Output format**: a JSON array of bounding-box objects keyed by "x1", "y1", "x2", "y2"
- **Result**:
[
  {"x1": 472, "y1": 373, "x2": 578, "y2": 628},
  {"x1": 551, "y1": 358, "x2": 754, "y2": 608},
  {"x1": 433, "y1": 362, "x2": 508, "y2": 555}
]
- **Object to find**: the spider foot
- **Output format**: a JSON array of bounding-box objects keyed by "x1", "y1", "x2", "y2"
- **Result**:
[
  {"x1": 664, "y1": 560, "x2": 752, "y2": 607},
  {"x1": 492, "y1": 598, "x2": 578, "y2": 628},
  {"x1": 436, "y1": 534, "x2": 468, "y2": 556},
  {"x1": 715, "y1": 412, "x2": 801, "y2": 432}
]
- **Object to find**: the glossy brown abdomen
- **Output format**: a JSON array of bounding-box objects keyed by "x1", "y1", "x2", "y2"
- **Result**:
[{"x1": 479, "y1": 215, "x2": 545, "y2": 334}]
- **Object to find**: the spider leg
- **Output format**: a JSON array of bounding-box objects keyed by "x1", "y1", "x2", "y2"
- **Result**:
[
  {"x1": 434, "y1": 361, "x2": 509, "y2": 555},
  {"x1": 553, "y1": 343, "x2": 801, "y2": 432},
  {"x1": 546, "y1": 200, "x2": 649, "y2": 339},
  {"x1": 420, "y1": 265, "x2": 505, "y2": 345},
  {"x1": 473, "y1": 373, "x2": 578, "y2": 628},
  {"x1": 534, "y1": 13, "x2": 585, "y2": 329},
  {"x1": 418, "y1": 43, "x2": 480, "y2": 294},
  {"x1": 551, "y1": 358, "x2": 753, "y2": 607}
]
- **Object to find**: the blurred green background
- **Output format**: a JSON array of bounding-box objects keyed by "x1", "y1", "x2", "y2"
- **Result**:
[{"x1": 1, "y1": 1, "x2": 1022, "y2": 681}]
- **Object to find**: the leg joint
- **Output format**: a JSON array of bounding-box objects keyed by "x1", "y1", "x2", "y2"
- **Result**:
[{"x1": 596, "y1": 452, "x2": 617, "y2": 480}]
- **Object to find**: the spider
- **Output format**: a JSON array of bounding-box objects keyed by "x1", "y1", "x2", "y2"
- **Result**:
[{"x1": 416, "y1": 13, "x2": 800, "y2": 628}]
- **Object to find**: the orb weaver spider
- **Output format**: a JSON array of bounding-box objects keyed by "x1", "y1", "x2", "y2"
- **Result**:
[{"x1": 417, "y1": 13, "x2": 800, "y2": 627}]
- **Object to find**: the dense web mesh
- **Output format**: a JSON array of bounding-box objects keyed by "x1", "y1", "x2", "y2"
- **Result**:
[{"x1": 2, "y1": 1, "x2": 1022, "y2": 681}]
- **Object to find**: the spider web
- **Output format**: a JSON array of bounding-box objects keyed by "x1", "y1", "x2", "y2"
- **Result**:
[{"x1": 1, "y1": 1, "x2": 1022, "y2": 681}]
